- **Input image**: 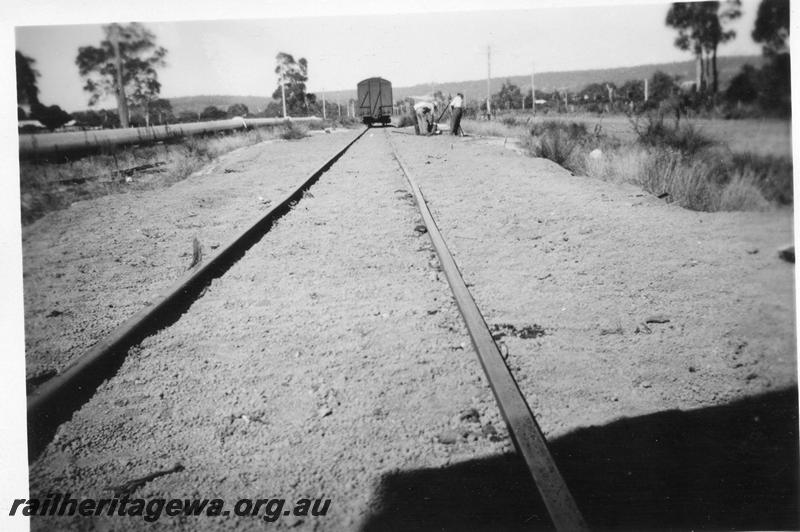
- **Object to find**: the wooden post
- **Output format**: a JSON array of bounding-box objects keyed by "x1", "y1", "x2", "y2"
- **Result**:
[
  {"x1": 486, "y1": 45, "x2": 492, "y2": 118},
  {"x1": 644, "y1": 78, "x2": 648, "y2": 102},
  {"x1": 322, "y1": 90, "x2": 326, "y2": 120}
]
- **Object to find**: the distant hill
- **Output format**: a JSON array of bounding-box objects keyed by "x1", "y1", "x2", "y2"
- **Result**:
[
  {"x1": 166, "y1": 94, "x2": 274, "y2": 115},
  {"x1": 160, "y1": 55, "x2": 763, "y2": 114},
  {"x1": 325, "y1": 55, "x2": 764, "y2": 102}
]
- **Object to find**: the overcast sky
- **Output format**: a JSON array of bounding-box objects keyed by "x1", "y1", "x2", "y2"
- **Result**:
[{"x1": 14, "y1": 0, "x2": 765, "y2": 112}]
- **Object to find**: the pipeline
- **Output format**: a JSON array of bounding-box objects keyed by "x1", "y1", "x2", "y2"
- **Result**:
[{"x1": 18, "y1": 116, "x2": 322, "y2": 159}]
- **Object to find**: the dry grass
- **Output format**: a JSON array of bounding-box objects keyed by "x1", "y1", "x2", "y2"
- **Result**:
[
  {"x1": 713, "y1": 173, "x2": 772, "y2": 211},
  {"x1": 459, "y1": 119, "x2": 529, "y2": 138},
  {"x1": 629, "y1": 113, "x2": 715, "y2": 156},
  {"x1": 582, "y1": 144, "x2": 779, "y2": 212},
  {"x1": 525, "y1": 120, "x2": 621, "y2": 175},
  {"x1": 20, "y1": 128, "x2": 276, "y2": 225},
  {"x1": 528, "y1": 114, "x2": 792, "y2": 157},
  {"x1": 509, "y1": 112, "x2": 791, "y2": 213}
]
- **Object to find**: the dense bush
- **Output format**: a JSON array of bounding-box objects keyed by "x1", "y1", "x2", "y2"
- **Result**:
[
  {"x1": 328, "y1": 116, "x2": 360, "y2": 128},
  {"x1": 534, "y1": 128, "x2": 583, "y2": 173},
  {"x1": 279, "y1": 120, "x2": 309, "y2": 140},
  {"x1": 530, "y1": 120, "x2": 589, "y2": 139},
  {"x1": 522, "y1": 115, "x2": 790, "y2": 213},
  {"x1": 630, "y1": 113, "x2": 714, "y2": 156},
  {"x1": 528, "y1": 120, "x2": 610, "y2": 174},
  {"x1": 396, "y1": 114, "x2": 416, "y2": 128},
  {"x1": 199, "y1": 106, "x2": 227, "y2": 121},
  {"x1": 727, "y1": 151, "x2": 793, "y2": 205},
  {"x1": 30, "y1": 103, "x2": 72, "y2": 131}
]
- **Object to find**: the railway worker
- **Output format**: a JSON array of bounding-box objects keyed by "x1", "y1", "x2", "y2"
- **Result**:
[
  {"x1": 448, "y1": 93, "x2": 464, "y2": 136},
  {"x1": 413, "y1": 101, "x2": 435, "y2": 135}
]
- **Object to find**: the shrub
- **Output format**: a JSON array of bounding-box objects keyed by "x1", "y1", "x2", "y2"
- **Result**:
[
  {"x1": 279, "y1": 120, "x2": 309, "y2": 140},
  {"x1": 340, "y1": 116, "x2": 361, "y2": 127},
  {"x1": 582, "y1": 144, "x2": 782, "y2": 212},
  {"x1": 31, "y1": 103, "x2": 73, "y2": 131},
  {"x1": 502, "y1": 116, "x2": 529, "y2": 127},
  {"x1": 305, "y1": 119, "x2": 326, "y2": 131},
  {"x1": 396, "y1": 114, "x2": 416, "y2": 128},
  {"x1": 713, "y1": 172, "x2": 771, "y2": 211},
  {"x1": 528, "y1": 120, "x2": 609, "y2": 174},
  {"x1": 520, "y1": 115, "x2": 787, "y2": 213},
  {"x1": 630, "y1": 112, "x2": 714, "y2": 156},
  {"x1": 636, "y1": 148, "x2": 717, "y2": 210},
  {"x1": 728, "y1": 152, "x2": 793, "y2": 205},
  {"x1": 530, "y1": 120, "x2": 589, "y2": 139},
  {"x1": 532, "y1": 129, "x2": 584, "y2": 173}
]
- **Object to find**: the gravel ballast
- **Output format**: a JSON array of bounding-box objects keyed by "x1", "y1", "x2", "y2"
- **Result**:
[{"x1": 23, "y1": 128, "x2": 797, "y2": 530}]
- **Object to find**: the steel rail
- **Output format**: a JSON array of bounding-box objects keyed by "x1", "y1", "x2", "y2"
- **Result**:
[
  {"x1": 27, "y1": 127, "x2": 369, "y2": 461},
  {"x1": 388, "y1": 134, "x2": 589, "y2": 531}
]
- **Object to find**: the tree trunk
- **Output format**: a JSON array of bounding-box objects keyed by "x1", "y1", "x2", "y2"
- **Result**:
[
  {"x1": 109, "y1": 26, "x2": 130, "y2": 128},
  {"x1": 712, "y1": 44, "x2": 719, "y2": 94},
  {"x1": 695, "y1": 54, "x2": 703, "y2": 90}
]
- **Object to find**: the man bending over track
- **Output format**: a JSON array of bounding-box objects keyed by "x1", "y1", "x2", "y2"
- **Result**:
[{"x1": 413, "y1": 101, "x2": 435, "y2": 135}]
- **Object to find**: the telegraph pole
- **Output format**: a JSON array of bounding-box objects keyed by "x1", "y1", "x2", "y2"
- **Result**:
[
  {"x1": 109, "y1": 24, "x2": 130, "y2": 128},
  {"x1": 531, "y1": 62, "x2": 536, "y2": 118},
  {"x1": 644, "y1": 78, "x2": 649, "y2": 102},
  {"x1": 486, "y1": 45, "x2": 492, "y2": 118},
  {"x1": 322, "y1": 90, "x2": 326, "y2": 120}
]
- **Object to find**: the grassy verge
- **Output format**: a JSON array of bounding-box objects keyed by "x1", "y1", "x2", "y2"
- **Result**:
[
  {"x1": 583, "y1": 144, "x2": 789, "y2": 211},
  {"x1": 20, "y1": 128, "x2": 279, "y2": 225},
  {"x1": 460, "y1": 118, "x2": 530, "y2": 138},
  {"x1": 516, "y1": 115, "x2": 791, "y2": 212}
]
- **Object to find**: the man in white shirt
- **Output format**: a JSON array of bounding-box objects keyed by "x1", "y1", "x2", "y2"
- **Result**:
[
  {"x1": 449, "y1": 93, "x2": 464, "y2": 136},
  {"x1": 413, "y1": 101, "x2": 435, "y2": 135}
]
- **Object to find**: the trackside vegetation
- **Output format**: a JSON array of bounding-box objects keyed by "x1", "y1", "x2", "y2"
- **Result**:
[
  {"x1": 19, "y1": 119, "x2": 357, "y2": 225},
  {"x1": 521, "y1": 116, "x2": 792, "y2": 212}
]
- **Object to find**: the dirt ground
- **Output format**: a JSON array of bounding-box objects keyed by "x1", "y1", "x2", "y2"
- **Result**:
[
  {"x1": 23, "y1": 127, "x2": 797, "y2": 530},
  {"x1": 22, "y1": 132, "x2": 350, "y2": 383}
]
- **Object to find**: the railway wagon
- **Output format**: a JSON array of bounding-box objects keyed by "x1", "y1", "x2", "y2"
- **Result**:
[{"x1": 357, "y1": 77, "x2": 393, "y2": 126}]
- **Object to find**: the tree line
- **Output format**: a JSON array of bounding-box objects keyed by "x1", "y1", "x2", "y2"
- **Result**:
[
  {"x1": 16, "y1": 0, "x2": 789, "y2": 131},
  {"x1": 470, "y1": 0, "x2": 788, "y2": 118},
  {"x1": 16, "y1": 22, "x2": 322, "y2": 131}
]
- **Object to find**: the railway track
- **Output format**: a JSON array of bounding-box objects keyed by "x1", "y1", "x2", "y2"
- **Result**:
[
  {"x1": 27, "y1": 128, "x2": 369, "y2": 456},
  {"x1": 28, "y1": 127, "x2": 585, "y2": 530}
]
